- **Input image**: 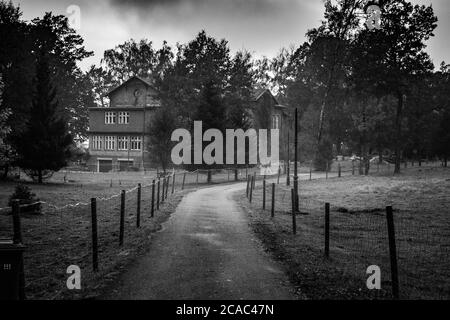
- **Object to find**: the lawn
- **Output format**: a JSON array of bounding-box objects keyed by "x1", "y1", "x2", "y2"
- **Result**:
[
  {"x1": 237, "y1": 165, "x2": 450, "y2": 300},
  {"x1": 0, "y1": 167, "x2": 257, "y2": 299}
]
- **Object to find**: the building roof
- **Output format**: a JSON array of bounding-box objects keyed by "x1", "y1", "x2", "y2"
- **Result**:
[{"x1": 107, "y1": 75, "x2": 156, "y2": 96}]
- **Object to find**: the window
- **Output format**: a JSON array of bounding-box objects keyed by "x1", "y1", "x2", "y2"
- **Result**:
[
  {"x1": 91, "y1": 136, "x2": 103, "y2": 150},
  {"x1": 118, "y1": 112, "x2": 130, "y2": 124},
  {"x1": 130, "y1": 136, "x2": 142, "y2": 151},
  {"x1": 105, "y1": 112, "x2": 116, "y2": 124},
  {"x1": 272, "y1": 115, "x2": 280, "y2": 129},
  {"x1": 105, "y1": 136, "x2": 116, "y2": 150},
  {"x1": 117, "y1": 136, "x2": 129, "y2": 150}
]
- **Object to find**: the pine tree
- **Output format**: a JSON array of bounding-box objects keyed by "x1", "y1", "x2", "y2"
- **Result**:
[{"x1": 15, "y1": 54, "x2": 73, "y2": 183}]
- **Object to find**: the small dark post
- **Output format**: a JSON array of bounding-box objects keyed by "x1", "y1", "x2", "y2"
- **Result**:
[
  {"x1": 309, "y1": 161, "x2": 312, "y2": 181},
  {"x1": 352, "y1": 160, "x2": 355, "y2": 175},
  {"x1": 246, "y1": 175, "x2": 250, "y2": 197},
  {"x1": 110, "y1": 179, "x2": 112, "y2": 187},
  {"x1": 291, "y1": 189, "x2": 296, "y2": 235},
  {"x1": 172, "y1": 174, "x2": 175, "y2": 194},
  {"x1": 326, "y1": 161, "x2": 329, "y2": 179},
  {"x1": 338, "y1": 163, "x2": 341, "y2": 178},
  {"x1": 182, "y1": 172, "x2": 186, "y2": 190},
  {"x1": 271, "y1": 183, "x2": 275, "y2": 218},
  {"x1": 156, "y1": 179, "x2": 160, "y2": 210},
  {"x1": 262, "y1": 179, "x2": 266, "y2": 210},
  {"x1": 196, "y1": 171, "x2": 199, "y2": 185},
  {"x1": 293, "y1": 107, "x2": 299, "y2": 214},
  {"x1": 136, "y1": 183, "x2": 141, "y2": 228},
  {"x1": 161, "y1": 179, "x2": 165, "y2": 203},
  {"x1": 12, "y1": 200, "x2": 22, "y2": 244},
  {"x1": 90, "y1": 198, "x2": 98, "y2": 271},
  {"x1": 324, "y1": 203, "x2": 330, "y2": 258},
  {"x1": 165, "y1": 177, "x2": 169, "y2": 199},
  {"x1": 386, "y1": 206, "x2": 399, "y2": 299},
  {"x1": 287, "y1": 132, "x2": 290, "y2": 186},
  {"x1": 277, "y1": 166, "x2": 281, "y2": 184},
  {"x1": 119, "y1": 190, "x2": 125, "y2": 246},
  {"x1": 249, "y1": 176, "x2": 254, "y2": 203},
  {"x1": 151, "y1": 180, "x2": 155, "y2": 218},
  {"x1": 234, "y1": 169, "x2": 238, "y2": 181},
  {"x1": 11, "y1": 200, "x2": 25, "y2": 300}
]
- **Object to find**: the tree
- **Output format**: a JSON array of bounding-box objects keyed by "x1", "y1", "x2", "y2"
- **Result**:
[
  {"x1": 102, "y1": 39, "x2": 174, "y2": 84},
  {"x1": 0, "y1": 73, "x2": 16, "y2": 179},
  {"x1": 15, "y1": 54, "x2": 73, "y2": 183},
  {"x1": 1, "y1": 3, "x2": 93, "y2": 143},
  {"x1": 351, "y1": 0, "x2": 437, "y2": 173},
  {"x1": 147, "y1": 107, "x2": 178, "y2": 172}
]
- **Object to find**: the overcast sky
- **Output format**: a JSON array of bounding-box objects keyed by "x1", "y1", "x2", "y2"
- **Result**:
[{"x1": 13, "y1": 0, "x2": 450, "y2": 71}]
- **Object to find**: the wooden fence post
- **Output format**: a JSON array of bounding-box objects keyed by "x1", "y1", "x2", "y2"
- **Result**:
[
  {"x1": 161, "y1": 179, "x2": 165, "y2": 203},
  {"x1": 182, "y1": 172, "x2": 186, "y2": 190},
  {"x1": 246, "y1": 175, "x2": 250, "y2": 198},
  {"x1": 12, "y1": 200, "x2": 22, "y2": 244},
  {"x1": 172, "y1": 174, "x2": 175, "y2": 194},
  {"x1": 262, "y1": 179, "x2": 266, "y2": 210},
  {"x1": 271, "y1": 183, "x2": 275, "y2": 218},
  {"x1": 166, "y1": 177, "x2": 169, "y2": 199},
  {"x1": 90, "y1": 198, "x2": 98, "y2": 271},
  {"x1": 136, "y1": 183, "x2": 141, "y2": 228},
  {"x1": 291, "y1": 189, "x2": 296, "y2": 235},
  {"x1": 119, "y1": 190, "x2": 125, "y2": 246},
  {"x1": 277, "y1": 166, "x2": 281, "y2": 184},
  {"x1": 11, "y1": 199, "x2": 25, "y2": 300},
  {"x1": 309, "y1": 162, "x2": 312, "y2": 181},
  {"x1": 151, "y1": 180, "x2": 155, "y2": 218},
  {"x1": 386, "y1": 206, "x2": 400, "y2": 299},
  {"x1": 249, "y1": 175, "x2": 254, "y2": 203},
  {"x1": 325, "y1": 202, "x2": 330, "y2": 258},
  {"x1": 157, "y1": 179, "x2": 160, "y2": 210}
]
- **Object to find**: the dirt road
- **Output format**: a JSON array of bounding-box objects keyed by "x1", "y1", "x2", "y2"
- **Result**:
[{"x1": 105, "y1": 182, "x2": 297, "y2": 300}]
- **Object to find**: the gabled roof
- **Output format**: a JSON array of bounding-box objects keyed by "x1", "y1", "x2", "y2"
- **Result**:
[
  {"x1": 252, "y1": 87, "x2": 279, "y2": 105},
  {"x1": 107, "y1": 75, "x2": 155, "y2": 96}
]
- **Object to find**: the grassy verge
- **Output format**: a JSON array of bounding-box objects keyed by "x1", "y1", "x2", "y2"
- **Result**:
[
  {"x1": 236, "y1": 166, "x2": 450, "y2": 300},
  {"x1": 0, "y1": 178, "x2": 187, "y2": 300}
]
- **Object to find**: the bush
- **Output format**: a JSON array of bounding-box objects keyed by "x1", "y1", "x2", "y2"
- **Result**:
[
  {"x1": 314, "y1": 139, "x2": 334, "y2": 171},
  {"x1": 8, "y1": 184, "x2": 41, "y2": 214}
]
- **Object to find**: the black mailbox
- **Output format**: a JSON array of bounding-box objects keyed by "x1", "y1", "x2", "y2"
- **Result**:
[{"x1": 0, "y1": 240, "x2": 26, "y2": 300}]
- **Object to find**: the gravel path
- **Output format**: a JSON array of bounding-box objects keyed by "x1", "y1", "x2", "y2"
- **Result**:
[{"x1": 105, "y1": 182, "x2": 297, "y2": 300}]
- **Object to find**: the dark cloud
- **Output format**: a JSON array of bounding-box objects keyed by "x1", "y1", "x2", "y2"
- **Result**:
[{"x1": 109, "y1": 0, "x2": 283, "y2": 15}]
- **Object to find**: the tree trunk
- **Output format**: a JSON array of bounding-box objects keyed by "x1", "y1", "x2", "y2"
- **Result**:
[
  {"x1": 38, "y1": 169, "x2": 43, "y2": 184},
  {"x1": 394, "y1": 92, "x2": 404, "y2": 174},
  {"x1": 207, "y1": 170, "x2": 212, "y2": 183},
  {"x1": 378, "y1": 149, "x2": 383, "y2": 164},
  {"x1": 2, "y1": 165, "x2": 9, "y2": 180}
]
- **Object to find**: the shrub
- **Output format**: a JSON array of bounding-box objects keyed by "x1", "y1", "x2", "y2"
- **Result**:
[{"x1": 8, "y1": 184, "x2": 41, "y2": 214}]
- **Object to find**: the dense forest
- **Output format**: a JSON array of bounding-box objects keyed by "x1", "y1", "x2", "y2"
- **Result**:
[{"x1": 0, "y1": 0, "x2": 449, "y2": 180}]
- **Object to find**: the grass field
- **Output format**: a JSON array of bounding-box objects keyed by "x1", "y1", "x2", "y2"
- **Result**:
[
  {"x1": 237, "y1": 165, "x2": 450, "y2": 299},
  {"x1": 0, "y1": 167, "x2": 258, "y2": 299}
]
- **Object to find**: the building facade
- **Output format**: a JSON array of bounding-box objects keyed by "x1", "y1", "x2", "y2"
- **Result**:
[
  {"x1": 87, "y1": 77, "x2": 290, "y2": 172},
  {"x1": 87, "y1": 76, "x2": 160, "y2": 172}
]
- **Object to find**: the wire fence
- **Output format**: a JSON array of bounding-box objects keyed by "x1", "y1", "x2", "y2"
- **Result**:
[{"x1": 244, "y1": 168, "x2": 450, "y2": 300}]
